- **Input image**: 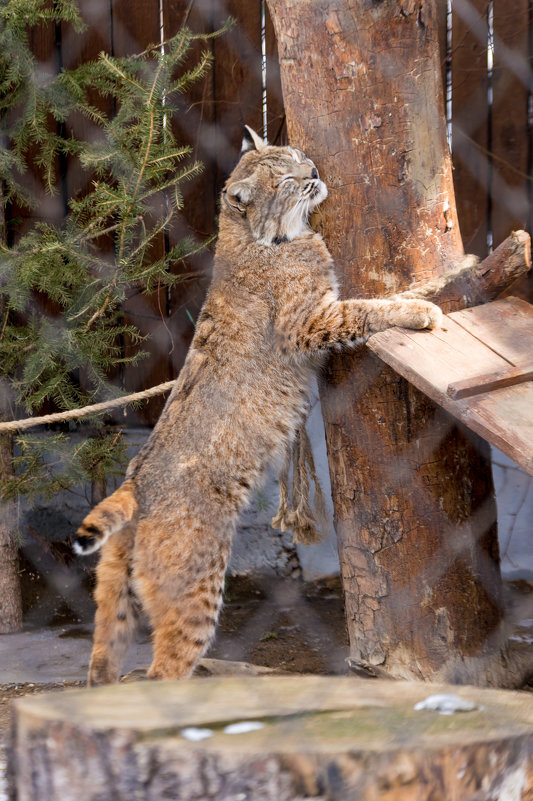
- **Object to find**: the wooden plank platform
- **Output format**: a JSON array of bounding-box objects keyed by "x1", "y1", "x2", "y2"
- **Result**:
[
  {"x1": 9, "y1": 676, "x2": 533, "y2": 800},
  {"x1": 367, "y1": 297, "x2": 533, "y2": 474}
]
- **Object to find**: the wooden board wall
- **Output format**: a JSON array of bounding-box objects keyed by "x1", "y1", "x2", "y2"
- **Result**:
[
  {"x1": 447, "y1": 0, "x2": 532, "y2": 264},
  {"x1": 13, "y1": 0, "x2": 533, "y2": 426}
]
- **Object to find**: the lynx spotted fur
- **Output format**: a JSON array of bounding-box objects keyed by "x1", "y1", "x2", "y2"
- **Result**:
[{"x1": 73, "y1": 126, "x2": 442, "y2": 685}]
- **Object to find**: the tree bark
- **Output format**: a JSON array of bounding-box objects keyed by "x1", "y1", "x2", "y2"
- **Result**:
[
  {"x1": 267, "y1": 0, "x2": 513, "y2": 685},
  {"x1": 0, "y1": 432, "x2": 22, "y2": 633},
  {"x1": 0, "y1": 180, "x2": 23, "y2": 633}
]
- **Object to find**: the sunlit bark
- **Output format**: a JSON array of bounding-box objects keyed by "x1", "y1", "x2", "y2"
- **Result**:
[{"x1": 267, "y1": 0, "x2": 519, "y2": 685}]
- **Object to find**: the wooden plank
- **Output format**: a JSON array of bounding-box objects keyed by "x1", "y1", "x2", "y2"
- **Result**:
[
  {"x1": 447, "y1": 362, "x2": 533, "y2": 399},
  {"x1": 489, "y1": 0, "x2": 532, "y2": 321},
  {"x1": 111, "y1": 0, "x2": 172, "y2": 425},
  {"x1": 212, "y1": 1, "x2": 263, "y2": 184},
  {"x1": 467, "y1": 382, "x2": 533, "y2": 468},
  {"x1": 451, "y1": 0, "x2": 490, "y2": 258},
  {"x1": 61, "y1": 0, "x2": 114, "y2": 202},
  {"x1": 9, "y1": 22, "x2": 69, "y2": 418},
  {"x1": 368, "y1": 298, "x2": 533, "y2": 474},
  {"x1": 111, "y1": 0, "x2": 160, "y2": 55},
  {"x1": 8, "y1": 23, "x2": 65, "y2": 240},
  {"x1": 366, "y1": 318, "x2": 507, "y2": 398},
  {"x1": 162, "y1": 0, "x2": 216, "y2": 386},
  {"x1": 162, "y1": 0, "x2": 217, "y2": 236},
  {"x1": 450, "y1": 296, "x2": 533, "y2": 364},
  {"x1": 491, "y1": 0, "x2": 529, "y2": 248},
  {"x1": 265, "y1": 2, "x2": 287, "y2": 144},
  {"x1": 60, "y1": 0, "x2": 117, "y2": 413}
]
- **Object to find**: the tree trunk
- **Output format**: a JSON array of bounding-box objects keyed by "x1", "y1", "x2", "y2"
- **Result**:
[
  {"x1": 0, "y1": 432, "x2": 22, "y2": 633},
  {"x1": 267, "y1": 0, "x2": 510, "y2": 684},
  {"x1": 0, "y1": 181, "x2": 23, "y2": 633}
]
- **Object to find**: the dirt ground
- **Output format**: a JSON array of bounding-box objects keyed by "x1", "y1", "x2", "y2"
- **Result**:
[
  {"x1": 0, "y1": 573, "x2": 350, "y2": 742},
  {"x1": 2, "y1": 566, "x2": 533, "y2": 749}
]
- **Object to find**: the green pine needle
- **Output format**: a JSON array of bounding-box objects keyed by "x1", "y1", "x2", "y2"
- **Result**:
[{"x1": 0, "y1": 4, "x2": 227, "y2": 501}]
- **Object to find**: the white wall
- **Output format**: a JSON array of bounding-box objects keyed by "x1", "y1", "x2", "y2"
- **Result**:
[{"x1": 492, "y1": 448, "x2": 533, "y2": 581}]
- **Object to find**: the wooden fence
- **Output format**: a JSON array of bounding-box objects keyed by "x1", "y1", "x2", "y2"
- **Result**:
[
  {"x1": 14, "y1": 0, "x2": 533, "y2": 425},
  {"x1": 442, "y1": 0, "x2": 532, "y2": 259}
]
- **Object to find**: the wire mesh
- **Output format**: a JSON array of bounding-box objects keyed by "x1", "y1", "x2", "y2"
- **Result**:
[{"x1": 1, "y1": 2, "x2": 533, "y2": 796}]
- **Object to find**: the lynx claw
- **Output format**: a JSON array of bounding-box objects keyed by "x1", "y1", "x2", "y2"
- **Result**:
[
  {"x1": 405, "y1": 300, "x2": 442, "y2": 330},
  {"x1": 424, "y1": 303, "x2": 443, "y2": 330}
]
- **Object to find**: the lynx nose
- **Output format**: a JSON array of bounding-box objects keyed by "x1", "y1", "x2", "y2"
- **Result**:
[{"x1": 311, "y1": 167, "x2": 319, "y2": 179}]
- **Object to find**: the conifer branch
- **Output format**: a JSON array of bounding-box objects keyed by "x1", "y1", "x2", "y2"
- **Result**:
[
  {"x1": 99, "y1": 54, "x2": 144, "y2": 91},
  {"x1": 0, "y1": 11, "x2": 227, "y2": 500}
]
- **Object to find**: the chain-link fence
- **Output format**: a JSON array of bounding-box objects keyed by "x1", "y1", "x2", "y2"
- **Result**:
[{"x1": 1, "y1": 0, "x2": 533, "y2": 796}]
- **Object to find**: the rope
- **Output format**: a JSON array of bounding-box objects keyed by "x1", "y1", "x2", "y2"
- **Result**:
[
  {"x1": 271, "y1": 420, "x2": 326, "y2": 546},
  {"x1": 0, "y1": 380, "x2": 177, "y2": 432},
  {"x1": 4, "y1": 380, "x2": 327, "y2": 547},
  {"x1": 3, "y1": 379, "x2": 327, "y2": 548}
]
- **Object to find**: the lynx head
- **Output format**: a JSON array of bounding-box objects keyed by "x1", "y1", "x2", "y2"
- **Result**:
[{"x1": 221, "y1": 126, "x2": 328, "y2": 245}]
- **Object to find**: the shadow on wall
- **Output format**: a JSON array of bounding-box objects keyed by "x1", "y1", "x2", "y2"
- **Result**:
[
  {"x1": 16, "y1": 403, "x2": 532, "y2": 584},
  {"x1": 493, "y1": 448, "x2": 533, "y2": 581}
]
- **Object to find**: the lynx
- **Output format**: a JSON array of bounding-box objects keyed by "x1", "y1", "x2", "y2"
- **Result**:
[{"x1": 73, "y1": 126, "x2": 442, "y2": 685}]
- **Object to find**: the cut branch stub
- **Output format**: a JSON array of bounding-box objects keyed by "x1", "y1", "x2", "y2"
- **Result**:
[{"x1": 400, "y1": 230, "x2": 531, "y2": 313}]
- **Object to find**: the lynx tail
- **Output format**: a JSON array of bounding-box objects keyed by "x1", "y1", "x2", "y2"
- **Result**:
[{"x1": 72, "y1": 481, "x2": 138, "y2": 556}]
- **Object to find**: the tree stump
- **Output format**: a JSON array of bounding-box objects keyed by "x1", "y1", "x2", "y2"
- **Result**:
[{"x1": 8, "y1": 676, "x2": 533, "y2": 800}]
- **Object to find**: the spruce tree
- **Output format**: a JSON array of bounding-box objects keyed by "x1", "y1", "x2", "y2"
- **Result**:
[{"x1": 0, "y1": 0, "x2": 227, "y2": 628}]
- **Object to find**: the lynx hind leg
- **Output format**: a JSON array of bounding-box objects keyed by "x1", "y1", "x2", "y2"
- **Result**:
[
  {"x1": 134, "y1": 521, "x2": 230, "y2": 680},
  {"x1": 88, "y1": 524, "x2": 140, "y2": 686}
]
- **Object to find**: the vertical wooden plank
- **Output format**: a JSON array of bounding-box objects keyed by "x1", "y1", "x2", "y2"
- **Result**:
[
  {"x1": 8, "y1": 23, "x2": 65, "y2": 240},
  {"x1": 491, "y1": 0, "x2": 529, "y2": 247},
  {"x1": 111, "y1": 0, "x2": 160, "y2": 55},
  {"x1": 112, "y1": 0, "x2": 171, "y2": 424},
  {"x1": 264, "y1": 1, "x2": 287, "y2": 144},
  {"x1": 61, "y1": 0, "x2": 115, "y2": 344},
  {"x1": 59, "y1": 0, "x2": 117, "y2": 412},
  {"x1": 61, "y1": 0, "x2": 114, "y2": 203},
  {"x1": 13, "y1": 23, "x2": 67, "y2": 416},
  {"x1": 162, "y1": 0, "x2": 217, "y2": 384},
  {"x1": 212, "y1": 1, "x2": 263, "y2": 184},
  {"x1": 451, "y1": 0, "x2": 490, "y2": 258}
]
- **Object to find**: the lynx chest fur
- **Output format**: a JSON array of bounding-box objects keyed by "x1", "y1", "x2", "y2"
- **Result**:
[{"x1": 73, "y1": 126, "x2": 441, "y2": 685}]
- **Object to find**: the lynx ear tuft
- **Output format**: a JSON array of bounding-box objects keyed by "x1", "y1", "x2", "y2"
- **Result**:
[
  {"x1": 223, "y1": 177, "x2": 255, "y2": 214},
  {"x1": 241, "y1": 125, "x2": 267, "y2": 154}
]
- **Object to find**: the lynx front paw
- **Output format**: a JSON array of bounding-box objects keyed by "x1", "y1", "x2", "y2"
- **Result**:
[{"x1": 401, "y1": 300, "x2": 442, "y2": 330}]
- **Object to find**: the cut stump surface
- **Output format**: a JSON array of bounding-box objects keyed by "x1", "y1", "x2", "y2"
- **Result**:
[{"x1": 9, "y1": 675, "x2": 533, "y2": 800}]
